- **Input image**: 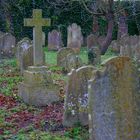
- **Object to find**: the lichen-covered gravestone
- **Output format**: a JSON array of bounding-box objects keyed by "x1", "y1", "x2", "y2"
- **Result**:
[
  {"x1": 63, "y1": 66, "x2": 96, "y2": 126},
  {"x1": 57, "y1": 48, "x2": 82, "y2": 73},
  {"x1": 120, "y1": 35, "x2": 132, "y2": 57},
  {"x1": 67, "y1": 23, "x2": 83, "y2": 54},
  {"x1": 0, "y1": 31, "x2": 5, "y2": 58},
  {"x1": 16, "y1": 37, "x2": 33, "y2": 74},
  {"x1": 88, "y1": 56, "x2": 140, "y2": 140},
  {"x1": 120, "y1": 35, "x2": 140, "y2": 61},
  {"x1": 88, "y1": 46, "x2": 101, "y2": 65},
  {"x1": 18, "y1": 9, "x2": 60, "y2": 106},
  {"x1": 109, "y1": 40, "x2": 120, "y2": 53},
  {"x1": 48, "y1": 30, "x2": 63, "y2": 51}
]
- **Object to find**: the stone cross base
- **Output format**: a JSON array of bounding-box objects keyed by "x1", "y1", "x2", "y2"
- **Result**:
[{"x1": 18, "y1": 66, "x2": 60, "y2": 106}]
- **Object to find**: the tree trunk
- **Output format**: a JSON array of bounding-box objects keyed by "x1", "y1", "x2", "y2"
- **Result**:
[{"x1": 100, "y1": 12, "x2": 114, "y2": 55}]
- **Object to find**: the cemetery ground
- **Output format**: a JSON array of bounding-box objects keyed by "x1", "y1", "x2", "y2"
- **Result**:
[{"x1": 0, "y1": 48, "x2": 115, "y2": 140}]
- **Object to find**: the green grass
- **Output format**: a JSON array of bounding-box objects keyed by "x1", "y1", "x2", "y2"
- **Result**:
[
  {"x1": 6, "y1": 131, "x2": 71, "y2": 140},
  {"x1": 78, "y1": 47, "x2": 88, "y2": 64},
  {"x1": 44, "y1": 47, "x2": 116, "y2": 65},
  {"x1": 0, "y1": 76, "x2": 22, "y2": 96},
  {"x1": 45, "y1": 51, "x2": 57, "y2": 65},
  {"x1": 101, "y1": 49, "x2": 117, "y2": 62},
  {"x1": 44, "y1": 47, "x2": 88, "y2": 65}
]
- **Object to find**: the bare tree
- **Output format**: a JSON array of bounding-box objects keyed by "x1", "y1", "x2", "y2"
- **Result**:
[
  {"x1": 80, "y1": 0, "x2": 114, "y2": 54},
  {"x1": 44, "y1": 0, "x2": 140, "y2": 54},
  {"x1": 47, "y1": 0, "x2": 115, "y2": 54}
]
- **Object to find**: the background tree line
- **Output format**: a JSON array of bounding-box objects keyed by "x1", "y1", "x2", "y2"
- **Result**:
[{"x1": 0, "y1": 0, "x2": 140, "y2": 50}]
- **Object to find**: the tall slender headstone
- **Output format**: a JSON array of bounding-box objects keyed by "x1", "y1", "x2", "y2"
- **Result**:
[
  {"x1": 19, "y1": 9, "x2": 59, "y2": 106},
  {"x1": 67, "y1": 23, "x2": 83, "y2": 53}
]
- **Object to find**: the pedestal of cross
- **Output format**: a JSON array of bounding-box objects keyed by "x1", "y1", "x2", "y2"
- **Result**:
[
  {"x1": 24, "y1": 9, "x2": 50, "y2": 65},
  {"x1": 19, "y1": 9, "x2": 60, "y2": 106}
]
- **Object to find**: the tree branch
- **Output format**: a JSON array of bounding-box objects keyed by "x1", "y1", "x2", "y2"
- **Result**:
[{"x1": 81, "y1": 0, "x2": 105, "y2": 16}]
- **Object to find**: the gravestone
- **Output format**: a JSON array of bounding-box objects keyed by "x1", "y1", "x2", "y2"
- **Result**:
[
  {"x1": 19, "y1": 9, "x2": 60, "y2": 106},
  {"x1": 109, "y1": 40, "x2": 120, "y2": 53},
  {"x1": 63, "y1": 66, "x2": 96, "y2": 126},
  {"x1": 87, "y1": 34, "x2": 98, "y2": 49},
  {"x1": 0, "y1": 32, "x2": 16, "y2": 57},
  {"x1": 0, "y1": 31, "x2": 5, "y2": 58},
  {"x1": 120, "y1": 35, "x2": 132, "y2": 57},
  {"x1": 67, "y1": 23, "x2": 83, "y2": 53},
  {"x1": 61, "y1": 53, "x2": 82, "y2": 73},
  {"x1": 42, "y1": 32, "x2": 45, "y2": 46},
  {"x1": 57, "y1": 47, "x2": 82, "y2": 73},
  {"x1": 88, "y1": 46, "x2": 101, "y2": 65},
  {"x1": 0, "y1": 31, "x2": 5, "y2": 49},
  {"x1": 16, "y1": 37, "x2": 33, "y2": 74},
  {"x1": 88, "y1": 56, "x2": 140, "y2": 140},
  {"x1": 120, "y1": 35, "x2": 140, "y2": 62},
  {"x1": 57, "y1": 48, "x2": 75, "y2": 66},
  {"x1": 48, "y1": 30, "x2": 62, "y2": 51}
]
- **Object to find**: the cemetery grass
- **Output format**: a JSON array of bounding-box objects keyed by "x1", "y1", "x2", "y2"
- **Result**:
[
  {"x1": 44, "y1": 47, "x2": 116, "y2": 65},
  {"x1": 0, "y1": 49, "x2": 116, "y2": 140},
  {"x1": 0, "y1": 59, "x2": 88, "y2": 140}
]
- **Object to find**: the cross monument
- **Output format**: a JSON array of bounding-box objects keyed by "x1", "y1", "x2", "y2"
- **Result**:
[{"x1": 24, "y1": 9, "x2": 51, "y2": 65}]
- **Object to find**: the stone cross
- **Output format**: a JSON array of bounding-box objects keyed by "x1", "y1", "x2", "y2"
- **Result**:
[{"x1": 24, "y1": 9, "x2": 51, "y2": 65}]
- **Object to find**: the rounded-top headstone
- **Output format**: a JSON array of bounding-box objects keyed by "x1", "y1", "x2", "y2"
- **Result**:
[{"x1": 57, "y1": 47, "x2": 75, "y2": 66}]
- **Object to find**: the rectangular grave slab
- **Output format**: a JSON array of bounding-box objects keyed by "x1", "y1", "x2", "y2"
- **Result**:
[{"x1": 19, "y1": 66, "x2": 60, "y2": 106}]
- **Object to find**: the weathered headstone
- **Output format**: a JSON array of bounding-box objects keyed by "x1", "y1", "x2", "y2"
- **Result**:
[
  {"x1": 57, "y1": 47, "x2": 75, "y2": 66},
  {"x1": 0, "y1": 31, "x2": 5, "y2": 58},
  {"x1": 88, "y1": 46, "x2": 101, "y2": 65},
  {"x1": 120, "y1": 35, "x2": 132, "y2": 57},
  {"x1": 109, "y1": 40, "x2": 120, "y2": 53},
  {"x1": 16, "y1": 37, "x2": 33, "y2": 74},
  {"x1": 63, "y1": 66, "x2": 96, "y2": 126},
  {"x1": 0, "y1": 31, "x2": 5, "y2": 49},
  {"x1": 67, "y1": 23, "x2": 83, "y2": 53},
  {"x1": 48, "y1": 30, "x2": 62, "y2": 51},
  {"x1": 57, "y1": 47, "x2": 82, "y2": 73},
  {"x1": 88, "y1": 56, "x2": 140, "y2": 140},
  {"x1": 0, "y1": 32, "x2": 16, "y2": 57},
  {"x1": 61, "y1": 53, "x2": 82, "y2": 73},
  {"x1": 87, "y1": 34, "x2": 98, "y2": 49},
  {"x1": 42, "y1": 32, "x2": 45, "y2": 46},
  {"x1": 19, "y1": 9, "x2": 60, "y2": 106},
  {"x1": 120, "y1": 35, "x2": 140, "y2": 62}
]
